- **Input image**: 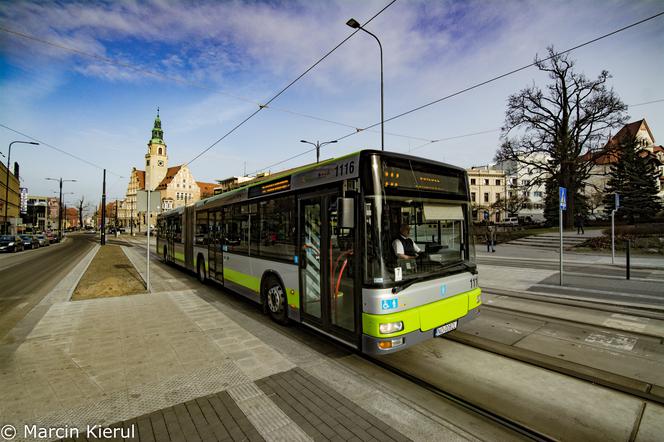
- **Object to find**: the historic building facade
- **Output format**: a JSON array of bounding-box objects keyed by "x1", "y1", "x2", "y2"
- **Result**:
[
  {"x1": 582, "y1": 119, "x2": 664, "y2": 214},
  {"x1": 467, "y1": 166, "x2": 508, "y2": 223},
  {"x1": 118, "y1": 111, "x2": 216, "y2": 231}
]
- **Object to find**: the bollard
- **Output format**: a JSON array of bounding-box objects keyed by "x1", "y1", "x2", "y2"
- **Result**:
[{"x1": 625, "y1": 239, "x2": 631, "y2": 280}]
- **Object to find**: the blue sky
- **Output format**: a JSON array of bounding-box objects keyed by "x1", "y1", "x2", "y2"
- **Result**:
[{"x1": 1, "y1": 0, "x2": 663, "y2": 212}]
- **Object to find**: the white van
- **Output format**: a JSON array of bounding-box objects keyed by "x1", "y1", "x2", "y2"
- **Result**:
[{"x1": 499, "y1": 217, "x2": 519, "y2": 226}]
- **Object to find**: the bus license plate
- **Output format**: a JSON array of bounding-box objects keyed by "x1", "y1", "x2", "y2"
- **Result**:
[{"x1": 434, "y1": 321, "x2": 457, "y2": 337}]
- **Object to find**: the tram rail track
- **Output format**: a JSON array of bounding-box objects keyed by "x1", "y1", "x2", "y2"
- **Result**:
[
  {"x1": 481, "y1": 290, "x2": 664, "y2": 342},
  {"x1": 444, "y1": 330, "x2": 664, "y2": 406},
  {"x1": 365, "y1": 353, "x2": 554, "y2": 442},
  {"x1": 445, "y1": 289, "x2": 664, "y2": 406}
]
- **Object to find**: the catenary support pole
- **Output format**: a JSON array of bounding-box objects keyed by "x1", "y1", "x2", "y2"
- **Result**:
[
  {"x1": 147, "y1": 188, "x2": 151, "y2": 293},
  {"x1": 611, "y1": 210, "x2": 615, "y2": 265},
  {"x1": 101, "y1": 169, "x2": 106, "y2": 246},
  {"x1": 626, "y1": 239, "x2": 631, "y2": 280},
  {"x1": 58, "y1": 179, "x2": 63, "y2": 241}
]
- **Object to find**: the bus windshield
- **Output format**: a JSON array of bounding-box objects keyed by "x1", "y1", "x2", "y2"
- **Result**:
[{"x1": 364, "y1": 195, "x2": 468, "y2": 285}]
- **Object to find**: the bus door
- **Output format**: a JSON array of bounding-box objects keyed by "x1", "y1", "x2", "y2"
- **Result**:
[
  {"x1": 166, "y1": 216, "x2": 176, "y2": 261},
  {"x1": 299, "y1": 193, "x2": 358, "y2": 344},
  {"x1": 208, "y1": 210, "x2": 223, "y2": 282}
]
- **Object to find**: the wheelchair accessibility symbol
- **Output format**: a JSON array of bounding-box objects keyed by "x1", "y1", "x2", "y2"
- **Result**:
[{"x1": 381, "y1": 299, "x2": 398, "y2": 310}]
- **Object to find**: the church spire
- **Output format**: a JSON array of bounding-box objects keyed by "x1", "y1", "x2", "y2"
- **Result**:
[{"x1": 150, "y1": 107, "x2": 164, "y2": 145}]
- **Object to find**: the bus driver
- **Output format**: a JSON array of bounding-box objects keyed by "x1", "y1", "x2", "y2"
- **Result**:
[{"x1": 392, "y1": 224, "x2": 421, "y2": 259}]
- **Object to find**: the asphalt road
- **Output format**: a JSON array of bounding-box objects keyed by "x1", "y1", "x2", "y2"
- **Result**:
[{"x1": 0, "y1": 233, "x2": 96, "y2": 340}]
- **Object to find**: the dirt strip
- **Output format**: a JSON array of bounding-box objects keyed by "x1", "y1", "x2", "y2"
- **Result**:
[{"x1": 71, "y1": 245, "x2": 145, "y2": 300}]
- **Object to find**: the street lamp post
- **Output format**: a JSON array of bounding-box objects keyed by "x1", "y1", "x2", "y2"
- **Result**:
[
  {"x1": 346, "y1": 18, "x2": 384, "y2": 151},
  {"x1": 4, "y1": 141, "x2": 39, "y2": 233},
  {"x1": 53, "y1": 191, "x2": 74, "y2": 236},
  {"x1": 300, "y1": 140, "x2": 337, "y2": 163},
  {"x1": 46, "y1": 178, "x2": 77, "y2": 240}
]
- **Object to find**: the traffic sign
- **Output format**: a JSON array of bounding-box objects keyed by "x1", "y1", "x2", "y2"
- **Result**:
[{"x1": 559, "y1": 187, "x2": 567, "y2": 210}]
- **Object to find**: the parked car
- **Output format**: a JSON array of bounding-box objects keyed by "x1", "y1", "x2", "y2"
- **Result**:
[
  {"x1": 498, "y1": 217, "x2": 519, "y2": 226},
  {"x1": 35, "y1": 234, "x2": 49, "y2": 247},
  {"x1": 19, "y1": 234, "x2": 39, "y2": 249},
  {"x1": 46, "y1": 232, "x2": 59, "y2": 244},
  {"x1": 0, "y1": 235, "x2": 25, "y2": 252}
]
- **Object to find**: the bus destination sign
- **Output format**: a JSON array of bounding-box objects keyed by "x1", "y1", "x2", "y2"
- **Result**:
[
  {"x1": 384, "y1": 166, "x2": 461, "y2": 194},
  {"x1": 248, "y1": 177, "x2": 291, "y2": 198}
]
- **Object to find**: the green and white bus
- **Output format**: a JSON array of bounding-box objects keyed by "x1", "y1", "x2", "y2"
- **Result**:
[{"x1": 157, "y1": 150, "x2": 481, "y2": 354}]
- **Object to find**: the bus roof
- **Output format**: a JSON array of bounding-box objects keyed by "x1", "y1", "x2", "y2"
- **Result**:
[{"x1": 158, "y1": 149, "x2": 466, "y2": 217}]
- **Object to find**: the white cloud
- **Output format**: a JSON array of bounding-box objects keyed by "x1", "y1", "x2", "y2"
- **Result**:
[{"x1": 1, "y1": 0, "x2": 663, "y2": 199}]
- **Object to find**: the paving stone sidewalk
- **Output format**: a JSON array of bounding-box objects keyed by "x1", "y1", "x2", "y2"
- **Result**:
[{"x1": 1, "y1": 241, "x2": 475, "y2": 442}]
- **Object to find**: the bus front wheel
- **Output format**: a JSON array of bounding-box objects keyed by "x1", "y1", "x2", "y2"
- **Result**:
[
  {"x1": 197, "y1": 257, "x2": 206, "y2": 283},
  {"x1": 264, "y1": 276, "x2": 288, "y2": 325}
]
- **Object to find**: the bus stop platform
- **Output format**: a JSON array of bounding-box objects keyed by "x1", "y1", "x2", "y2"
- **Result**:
[{"x1": 1, "y1": 240, "x2": 482, "y2": 442}]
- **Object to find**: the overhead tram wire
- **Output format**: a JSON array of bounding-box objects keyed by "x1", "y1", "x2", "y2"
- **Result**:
[
  {"x1": 184, "y1": 0, "x2": 399, "y2": 166},
  {"x1": 0, "y1": 123, "x2": 125, "y2": 178},
  {"x1": 404, "y1": 96, "x2": 664, "y2": 154},
  {"x1": 372, "y1": 10, "x2": 664, "y2": 132},
  {"x1": 338, "y1": 10, "x2": 664, "y2": 140},
  {"x1": 253, "y1": 10, "x2": 664, "y2": 173},
  {"x1": 628, "y1": 98, "x2": 664, "y2": 108}
]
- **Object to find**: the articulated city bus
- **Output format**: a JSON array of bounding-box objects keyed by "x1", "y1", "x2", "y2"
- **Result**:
[{"x1": 157, "y1": 150, "x2": 481, "y2": 354}]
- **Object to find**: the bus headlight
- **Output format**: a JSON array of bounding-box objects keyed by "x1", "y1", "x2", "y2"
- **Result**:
[{"x1": 379, "y1": 321, "x2": 403, "y2": 334}]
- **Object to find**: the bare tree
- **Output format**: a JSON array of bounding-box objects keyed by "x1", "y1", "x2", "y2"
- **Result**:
[
  {"x1": 491, "y1": 194, "x2": 531, "y2": 217},
  {"x1": 496, "y1": 47, "x2": 627, "y2": 227},
  {"x1": 586, "y1": 191, "x2": 604, "y2": 216},
  {"x1": 77, "y1": 196, "x2": 89, "y2": 229}
]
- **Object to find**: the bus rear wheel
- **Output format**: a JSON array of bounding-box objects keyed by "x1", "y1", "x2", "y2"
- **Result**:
[{"x1": 265, "y1": 276, "x2": 288, "y2": 325}]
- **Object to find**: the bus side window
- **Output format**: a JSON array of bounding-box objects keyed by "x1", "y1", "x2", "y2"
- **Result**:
[
  {"x1": 258, "y1": 196, "x2": 295, "y2": 261},
  {"x1": 196, "y1": 211, "x2": 209, "y2": 245}
]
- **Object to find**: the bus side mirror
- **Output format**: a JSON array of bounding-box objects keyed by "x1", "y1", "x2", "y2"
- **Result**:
[{"x1": 338, "y1": 198, "x2": 355, "y2": 229}]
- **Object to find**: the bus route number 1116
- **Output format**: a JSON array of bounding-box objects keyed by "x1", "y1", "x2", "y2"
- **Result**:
[{"x1": 334, "y1": 160, "x2": 355, "y2": 177}]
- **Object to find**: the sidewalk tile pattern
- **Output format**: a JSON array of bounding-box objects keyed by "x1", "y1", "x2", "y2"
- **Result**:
[
  {"x1": 57, "y1": 391, "x2": 265, "y2": 442},
  {"x1": 257, "y1": 368, "x2": 411, "y2": 442},
  {"x1": 55, "y1": 367, "x2": 410, "y2": 442},
  {"x1": 0, "y1": 289, "x2": 295, "y2": 439}
]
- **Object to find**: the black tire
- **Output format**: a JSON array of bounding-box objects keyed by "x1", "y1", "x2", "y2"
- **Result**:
[
  {"x1": 264, "y1": 276, "x2": 288, "y2": 325},
  {"x1": 197, "y1": 257, "x2": 206, "y2": 283}
]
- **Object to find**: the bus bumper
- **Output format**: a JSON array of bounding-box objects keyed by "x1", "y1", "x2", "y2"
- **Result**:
[
  {"x1": 361, "y1": 288, "x2": 482, "y2": 355},
  {"x1": 362, "y1": 307, "x2": 480, "y2": 355}
]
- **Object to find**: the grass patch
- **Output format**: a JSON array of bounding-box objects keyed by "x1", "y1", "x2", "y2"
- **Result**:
[{"x1": 72, "y1": 245, "x2": 145, "y2": 300}]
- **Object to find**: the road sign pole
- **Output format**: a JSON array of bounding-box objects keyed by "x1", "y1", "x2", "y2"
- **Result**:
[
  {"x1": 559, "y1": 205, "x2": 563, "y2": 286},
  {"x1": 559, "y1": 187, "x2": 566, "y2": 286}
]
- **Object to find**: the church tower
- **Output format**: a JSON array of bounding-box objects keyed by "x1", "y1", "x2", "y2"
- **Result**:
[{"x1": 145, "y1": 108, "x2": 168, "y2": 190}]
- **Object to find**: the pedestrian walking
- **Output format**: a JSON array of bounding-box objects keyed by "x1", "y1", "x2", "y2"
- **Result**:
[
  {"x1": 575, "y1": 213, "x2": 585, "y2": 235},
  {"x1": 485, "y1": 224, "x2": 496, "y2": 253}
]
